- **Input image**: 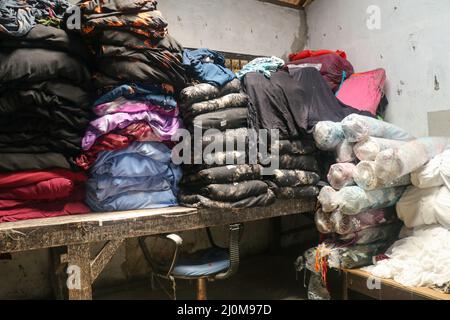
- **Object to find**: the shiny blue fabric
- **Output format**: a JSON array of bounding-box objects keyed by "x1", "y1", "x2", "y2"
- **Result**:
[
  {"x1": 94, "y1": 83, "x2": 177, "y2": 109},
  {"x1": 182, "y1": 49, "x2": 236, "y2": 87},
  {"x1": 86, "y1": 142, "x2": 182, "y2": 212},
  {"x1": 172, "y1": 248, "x2": 230, "y2": 277}
]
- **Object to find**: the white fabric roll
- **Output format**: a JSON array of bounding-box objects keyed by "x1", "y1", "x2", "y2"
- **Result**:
[
  {"x1": 354, "y1": 137, "x2": 406, "y2": 161},
  {"x1": 354, "y1": 161, "x2": 411, "y2": 191},
  {"x1": 327, "y1": 163, "x2": 356, "y2": 190}
]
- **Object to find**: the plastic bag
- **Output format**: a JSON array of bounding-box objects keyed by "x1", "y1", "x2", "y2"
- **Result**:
[
  {"x1": 354, "y1": 161, "x2": 411, "y2": 190},
  {"x1": 318, "y1": 186, "x2": 339, "y2": 212},
  {"x1": 411, "y1": 149, "x2": 450, "y2": 189},
  {"x1": 375, "y1": 138, "x2": 450, "y2": 183},
  {"x1": 327, "y1": 163, "x2": 356, "y2": 190},
  {"x1": 313, "y1": 121, "x2": 344, "y2": 151},
  {"x1": 354, "y1": 137, "x2": 406, "y2": 161},
  {"x1": 341, "y1": 114, "x2": 415, "y2": 143}
]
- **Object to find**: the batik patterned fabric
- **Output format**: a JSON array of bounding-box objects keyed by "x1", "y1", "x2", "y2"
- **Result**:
[
  {"x1": 182, "y1": 93, "x2": 249, "y2": 117},
  {"x1": 179, "y1": 78, "x2": 241, "y2": 106}
]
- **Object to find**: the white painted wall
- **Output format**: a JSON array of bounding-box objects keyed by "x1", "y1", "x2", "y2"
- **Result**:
[
  {"x1": 158, "y1": 0, "x2": 307, "y2": 58},
  {"x1": 306, "y1": 0, "x2": 450, "y2": 137}
]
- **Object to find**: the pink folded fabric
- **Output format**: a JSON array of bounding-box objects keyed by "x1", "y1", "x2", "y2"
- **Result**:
[{"x1": 93, "y1": 97, "x2": 179, "y2": 117}]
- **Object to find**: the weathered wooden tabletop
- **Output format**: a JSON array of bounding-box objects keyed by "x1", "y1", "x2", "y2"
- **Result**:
[{"x1": 0, "y1": 198, "x2": 316, "y2": 254}]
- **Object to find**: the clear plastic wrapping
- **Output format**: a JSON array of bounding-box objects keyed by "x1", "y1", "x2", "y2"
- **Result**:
[
  {"x1": 354, "y1": 161, "x2": 411, "y2": 190},
  {"x1": 313, "y1": 121, "x2": 344, "y2": 151},
  {"x1": 335, "y1": 139, "x2": 356, "y2": 163},
  {"x1": 321, "y1": 186, "x2": 406, "y2": 215},
  {"x1": 338, "y1": 222, "x2": 401, "y2": 245},
  {"x1": 315, "y1": 208, "x2": 335, "y2": 234},
  {"x1": 331, "y1": 207, "x2": 396, "y2": 235},
  {"x1": 327, "y1": 163, "x2": 356, "y2": 190},
  {"x1": 341, "y1": 114, "x2": 415, "y2": 143},
  {"x1": 411, "y1": 149, "x2": 450, "y2": 189},
  {"x1": 375, "y1": 137, "x2": 450, "y2": 183},
  {"x1": 354, "y1": 137, "x2": 406, "y2": 161}
]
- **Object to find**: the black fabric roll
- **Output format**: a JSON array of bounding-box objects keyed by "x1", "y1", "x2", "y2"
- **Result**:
[
  {"x1": 197, "y1": 180, "x2": 269, "y2": 202},
  {"x1": 191, "y1": 108, "x2": 248, "y2": 131},
  {"x1": 181, "y1": 164, "x2": 262, "y2": 186},
  {"x1": 269, "y1": 169, "x2": 320, "y2": 187},
  {"x1": 178, "y1": 189, "x2": 276, "y2": 209},
  {"x1": 270, "y1": 185, "x2": 319, "y2": 199},
  {"x1": 261, "y1": 154, "x2": 319, "y2": 172}
]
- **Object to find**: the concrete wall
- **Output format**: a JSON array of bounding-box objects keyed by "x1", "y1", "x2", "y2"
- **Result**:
[
  {"x1": 158, "y1": 0, "x2": 307, "y2": 59},
  {"x1": 306, "y1": 0, "x2": 450, "y2": 137}
]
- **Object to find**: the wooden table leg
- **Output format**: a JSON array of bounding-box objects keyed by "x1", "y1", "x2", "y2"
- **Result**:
[{"x1": 67, "y1": 243, "x2": 92, "y2": 300}]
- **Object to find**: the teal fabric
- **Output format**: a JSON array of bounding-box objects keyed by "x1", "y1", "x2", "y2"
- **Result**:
[{"x1": 236, "y1": 56, "x2": 284, "y2": 80}]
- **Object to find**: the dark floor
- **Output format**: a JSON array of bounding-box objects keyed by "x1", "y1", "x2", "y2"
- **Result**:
[{"x1": 95, "y1": 247, "x2": 309, "y2": 300}]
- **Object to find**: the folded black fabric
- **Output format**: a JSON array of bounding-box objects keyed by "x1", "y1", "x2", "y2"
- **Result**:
[
  {"x1": 0, "y1": 81, "x2": 90, "y2": 110},
  {"x1": 182, "y1": 93, "x2": 249, "y2": 118},
  {"x1": 178, "y1": 189, "x2": 276, "y2": 209},
  {"x1": 0, "y1": 153, "x2": 73, "y2": 172},
  {"x1": 0, "y1": 25, "x2": 89, "y2": 61},
  {"x1": 184, "y1": 151, "x2": 249, "y2": 172},
  {"x1": 0, "y1": 111, "x2": 89, "y2": 131},
  {"x1": 181, "y1": 164, "x2": 262, "y2": 186},
  {"x1": 79, "y1": 0, "x2": 158, "y2": 15},
  {"x1": 0, "y1": 133, "x2": 82, "y2": 155},
  {"x1": 0, "y1": 48, "x2": 90, "y2": 88},
  {"x1": 270, "y1": 185, "x2": 319, "y2": 199},
  {"x1": 197, "y1": 180, "x2": 269, "y2": 202},
  {"x1": 269, "y1": 170, "x2": 320, "y2": 187},
  {"x1": 277, "y1": 139, "x2": 316, "y2": 155},
  {"x1": 200, "y1": 127, "x2": 249, "y2": 150},
  {"x1": 243, "y1": 69, "x2": 373, "y2": 139},
  {"x1": 180, "y1": 78, "x2": 241, "y2": 106},
  {"x1": 191, "y1": 108, "x2": 248, "y2": 131},
  {"x1": 96, "y1": 57, "x2": 186, "y2": 90},
  {"x1": 261, "y1": 154, "x2": 319, "y2": 172}
]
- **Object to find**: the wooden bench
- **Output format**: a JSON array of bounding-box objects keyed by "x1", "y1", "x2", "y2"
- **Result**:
[
  {"x1": 343, "y1": 269, "x2": 450, "y2": 300},
  {"x1": 0, "y1": 199, "x2": 316, "y2": 300}
]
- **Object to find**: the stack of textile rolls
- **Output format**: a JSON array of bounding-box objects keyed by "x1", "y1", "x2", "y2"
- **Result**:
[
  {"x1": 306, "y1": 115, "x2": 418, "y2": 275},
  {"x1": 177, "y1": 49, "x2": 276, "y2": 208},
  {"x1": 0, "y1": 0, "x2": 91, "y2": 222},
  {"x1": 74, "y1": 0, "x2": 185, "y2": 211}
]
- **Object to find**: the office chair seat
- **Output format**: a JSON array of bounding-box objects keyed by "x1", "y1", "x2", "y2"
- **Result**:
[{"x1": 172, "y1": 248, "x2": 230, "y2": 277}]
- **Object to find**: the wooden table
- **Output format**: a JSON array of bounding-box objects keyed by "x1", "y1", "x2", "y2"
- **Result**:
[
  {"x1": 0, "y1": 199, "x2": 315, "y2": 300},
  {"x1": 343, "y1": 269, "x2": 450, "y2": 300}
]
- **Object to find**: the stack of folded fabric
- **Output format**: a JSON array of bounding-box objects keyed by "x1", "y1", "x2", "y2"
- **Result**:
[
  {"x1": 74, "y1": 0, "x2": 185, "y2": 211},
  {"x1": 177, "y1": 49, "x2": 276, "y2": 208},
  {"x1": 0, "y1": 0, "x2": 91, "y2": 222},
  {"x1": 241, "y1": 60, "x2": 372, "y2": 200}
]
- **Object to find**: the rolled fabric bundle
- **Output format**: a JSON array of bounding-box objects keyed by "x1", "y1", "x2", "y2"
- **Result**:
[
  {"x1": 199, "y1": 181, "x2": 269, "y2": 202},
  {"x1": 315, "y1": 208, "x2": 335, "y2": 234},
  {"x1": 411, "y1": 149, "x2": 450, "y2": 189},
  {"x1": 354, "y1": 137, "x2": 406, "y2": 161},
  {"x1": 271, "y1": 169, "x2": 320, "y2": 187},
  {"x1": 327, "y1": 163, "x2": 356, "y2": 190},
  {"x1": 184, "y1": 93, "x2": 249, "y2": 117},
  {"x1": 313, "y1": 121, "x2": 344, "y2": 151},
  {"x1": 339, "y1": 222, "x2": 401, "y2": 245},
  {"x1": 337, "y1": 186, "x2": 406, "y2": 216},
  {"x1": 375, "y1": 137, "x2": 450, "y2": 183},
  {"x1": 179, "y1": 78, "x2": 241, "y2": 106},
  {"x1": 335, "y1": 139, "x2": 356, "y2": 163},
  {"x1": 178, "y1": 189, "x2": 276, "y2": 209},
  {"x1": 318, "y1": 186, "x2": 339, "y2": 212},
  {"x1": 354, "y1": 161, "x2": 411, "y2": 191},
  {"x1": 341, "y1": 114, "x2": 415, "y2": 143},
  {"x1": 272, "y1": 185, "x2": 319, "y2": 199},
  {"x1": 331, "y1": 207, "x2": 396, "y2": 235}
]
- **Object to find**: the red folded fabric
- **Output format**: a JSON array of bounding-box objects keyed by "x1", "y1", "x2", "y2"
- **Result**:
[
  {"x1": 0, "y1": 169, "x2": 90, "y2": 223},
  {"x1": 289, "y1": 49, "x2": 347, "y2": 61}
]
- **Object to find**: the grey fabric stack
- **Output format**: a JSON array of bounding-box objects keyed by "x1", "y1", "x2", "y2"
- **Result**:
[{"x1": 177, "y1": 79, "x2": 276, "y2": 209}]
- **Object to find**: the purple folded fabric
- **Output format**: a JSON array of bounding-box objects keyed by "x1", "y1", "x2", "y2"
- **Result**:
[
  {"x1": 82, "y1": 111, "x2": 181, "y2": 150},
  {"x1": 93, "y1": 98, "x2": 179, "y2": 117}
]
